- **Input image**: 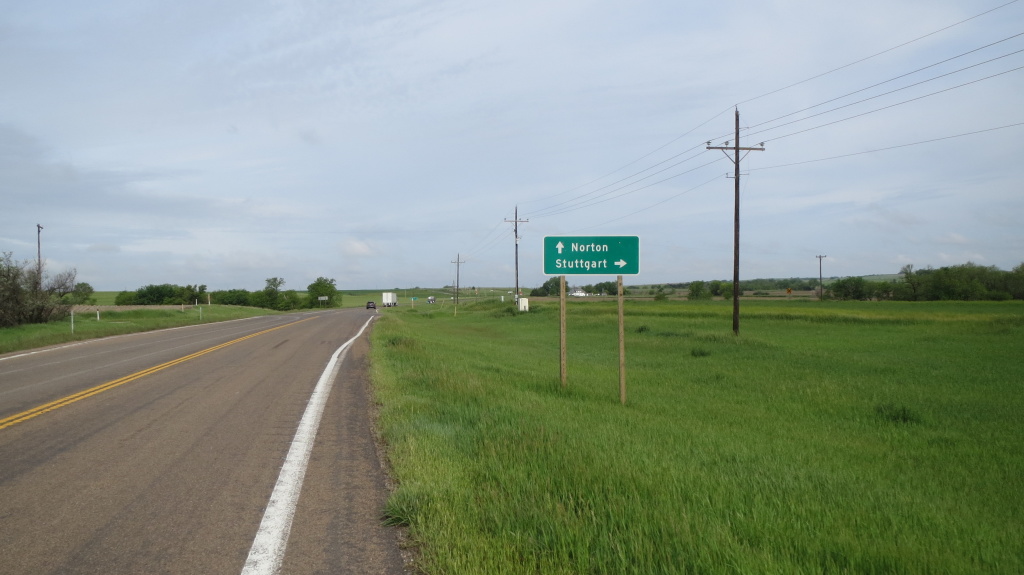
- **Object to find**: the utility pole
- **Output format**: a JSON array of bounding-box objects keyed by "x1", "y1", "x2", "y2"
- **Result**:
[
  {"x1": 36, "y1": 224, "x2": 44, "y2": 290},
  {"x1": 707, "y1": 108, "x2": 764, "y2": 336},
  {"x1": 504, "y1": 206, "x2": 528, "y2": 302},
  {"x1": 816, "y1": 255, "x2": 827, "y2": 300},
  {"x1": 451, "y1": 253, "x2": 465, "y2": 306}
]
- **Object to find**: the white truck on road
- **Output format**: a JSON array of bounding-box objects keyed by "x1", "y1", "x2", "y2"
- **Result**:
[{"x1": 381, "y1": 292, "x2": 398, "y2": 307}]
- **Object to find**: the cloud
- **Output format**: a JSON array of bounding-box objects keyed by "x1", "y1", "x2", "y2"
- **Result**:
[
  {"x1": 340, "y1": 239, "x2": 373, "y2": 258},
  {"x1": 2, "y1": 0, "x2": 1022, "y2": 289}
]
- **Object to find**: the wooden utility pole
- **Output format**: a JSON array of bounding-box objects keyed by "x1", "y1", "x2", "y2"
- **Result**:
[
  {"x1": 707, "y1": 108, "x2": 764, "y2": 335},
  {"x1": 817, "y1": 255, "x2": 827, "y2": 300},
  {"x1": 36, "y1": 224, "x2": 43, "y2": 289},
  {"x1": 504, "y1": 206, "x2": 528, "y2": 303},
  {"x1": 451, "y1": 253, "x2": 465, "y2": 309}
]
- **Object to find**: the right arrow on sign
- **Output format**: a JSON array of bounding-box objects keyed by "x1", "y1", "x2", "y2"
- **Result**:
[{"x1": 615, "y1": 260, "x2": 627, "y2": 268}]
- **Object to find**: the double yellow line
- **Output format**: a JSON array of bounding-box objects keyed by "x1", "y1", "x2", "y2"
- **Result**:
[{"x1": 0, "y1": 317, "x2": 317, "y2": 432}]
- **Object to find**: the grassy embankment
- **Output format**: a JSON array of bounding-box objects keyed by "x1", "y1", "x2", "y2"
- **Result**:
[
  {"x1": 0, "y1": 305, "x2": 281, "y2": 355},
  {"x1": 370, "y1": 298, "x2": 1023, "y2": 574}
]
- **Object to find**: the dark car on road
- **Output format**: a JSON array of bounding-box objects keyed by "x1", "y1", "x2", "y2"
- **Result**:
[{"x1": 366, "y1": 301, "x2": 376, "y2": 309}]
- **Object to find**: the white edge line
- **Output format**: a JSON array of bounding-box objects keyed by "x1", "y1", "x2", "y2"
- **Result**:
[{"x1": 240, "y1": 315, "x2": 376, "y2": 575}]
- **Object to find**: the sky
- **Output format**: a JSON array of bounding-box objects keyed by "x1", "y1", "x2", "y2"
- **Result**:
[{"x1": 2, "y1": 0, "x2": 1022, "y2": 292}]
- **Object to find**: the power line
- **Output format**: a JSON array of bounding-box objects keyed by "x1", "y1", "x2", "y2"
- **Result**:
[
  {"x1": 463, "y1": 215, "x2": 514, "y2": 258},
  {"x1": 532, "y1": 156, "x2": 727, "y2": 219},
  {"x1": 575, "y1": 174, "x2": 723, "y2": 231},
  {"x1": 528, "y1": 142, "x2": 712, "y2": 217},
  {"x1": 758, "y1": 64, "x2": 1024, "y2": 144},
  {"x1": 500, "y1": 2, "x2": 1021, "y2": 255},
  {"x1": 520, "y1": 111, "x2": 731, "y2": 208},
  {"x1": 746, "y1": 54, "x2": 1024, "y2": 141},
  {"x1": 734, "y1": 0, "x2": 1021, "y2": 107},
  {"x1": 525, "y1": 58, "x2": 1020, "y2": 231},
  {"x1": 529, "y1": 148, "x2": 716, "y2": 218},
  {"x1": 747, "y1": 33, "x2": 1024, "y2": 132},
  {"x1": 749, "y1": 121, "x2": 1024, "y2": 171},
  {"x1": 524, "y1": 4, "x2": 1021, "y2": 223}
]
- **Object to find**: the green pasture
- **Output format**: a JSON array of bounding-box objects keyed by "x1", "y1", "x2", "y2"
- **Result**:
[
  {"x1": 92, "y1": 291, "x2": 120, "y2": 305},
  {"x1": 0, "y1": 305, "x2": 281, "y2": 355},
  {"x1": 370, "y1": 299, "x2": 1024, "y2": 574}
]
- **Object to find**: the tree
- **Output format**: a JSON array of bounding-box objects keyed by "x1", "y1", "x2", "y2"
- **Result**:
[
  {"x1": 262, "y1": 277, "x2": 286, "y2": 309},
  {"x1": 134, "y1": 284, "x2": 181, "y2": 305},
  {"x1": 306, "y1": 277, "x2": 338, "y2": 307},
  {"x1": 1009, "y1": 263, "x2": 1024, "y2": 300},
  {"x1": 897, "y1": 264, "x2": 922, "y2": 301},
  {"x1": 114, "y1": 290, "x2": 138, "y2": 305},
  {"x1": 66, "y1": 282, "x2": 96, "y2": 305},
  {"x1": 280, "y1": 290, "x2": 303, "y2": 310},
  {"x1": 211, "y1": 289, "x2": 252, "y2": 306},
  {"x1": 0, "y1": 252, "x2": 28, "y2": 327},
  {"x1": 828, "y1": 277, "x2": 868, "y2": 300},
  {"x1": 530, "y1": 277, "x2": 562, "y2": 297},
  {"x1": 591, "y1": 280, "x2": 620, "y2": 296},
  {"x1": 0, "y1": 252, "x2": 75, "y2": 327},
  {"x1": 720, "y1": 283, "x2": 734, "y2": 300},
  {"x1": 687, "y1": 281, "x2": 710, "y2": 300}
]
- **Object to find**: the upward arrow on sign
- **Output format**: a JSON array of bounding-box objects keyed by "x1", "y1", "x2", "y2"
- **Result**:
[{"x1": 556, "y1": 241, "x2": 564, "y2": 254}]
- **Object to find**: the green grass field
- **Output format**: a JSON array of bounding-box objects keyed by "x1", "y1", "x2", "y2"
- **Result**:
[{"x1": 370, "y1": 299, "x2": 1024, "y2": 574}]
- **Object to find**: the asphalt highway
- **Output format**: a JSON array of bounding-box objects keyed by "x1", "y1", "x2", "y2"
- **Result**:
[{"x1": 0, "y1": 309, "x2": 404, "y2": 574}]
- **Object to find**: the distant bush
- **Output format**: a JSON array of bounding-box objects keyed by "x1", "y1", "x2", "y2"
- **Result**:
[{"x1": 0, "y1": 251, "x2": 77, "y2": 327}]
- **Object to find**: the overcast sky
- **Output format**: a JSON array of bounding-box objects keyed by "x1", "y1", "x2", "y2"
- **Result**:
[{"x1": 2, "y1": 1, "x2": 1022, "y2": 292}]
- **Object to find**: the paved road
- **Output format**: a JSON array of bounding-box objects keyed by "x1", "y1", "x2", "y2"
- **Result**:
[{"x1": 0, "y1": 309, "x2": 405, "y2": 574}]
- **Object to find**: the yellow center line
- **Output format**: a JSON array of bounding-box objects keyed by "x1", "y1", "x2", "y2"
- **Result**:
[{"x1": 0, "y1": 316, "x2": 318, "y2": 431}]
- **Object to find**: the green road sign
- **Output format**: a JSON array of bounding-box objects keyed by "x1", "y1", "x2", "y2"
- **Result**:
[{"x1": 543, "y1": 236, "x2": 640, "y2": 275}]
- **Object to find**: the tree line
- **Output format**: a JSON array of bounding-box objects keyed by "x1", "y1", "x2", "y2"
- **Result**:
[
  {"x1": 528, "y1": 262, "x2": 1024, "y2": 302},
  {"x1": 530, "y1": 278, "x2": 624, "y2": 297},
  {"x1": 115, "y1": 276, "x2": 340, "y2": 310},
  {"x1": 828, "y1": 262, "x2": 1024, "y2": 301}
]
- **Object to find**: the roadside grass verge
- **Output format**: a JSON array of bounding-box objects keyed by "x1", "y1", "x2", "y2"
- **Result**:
[
  {"x1": 0, "y1": 306, "x2": 283, "y2": 355},
  {"x1": 370, "y1": 299, "x2": 1024, "y2": 574}
]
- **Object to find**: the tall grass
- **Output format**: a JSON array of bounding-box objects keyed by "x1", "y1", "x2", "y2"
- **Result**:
[{"x1": 370, "y1": 299, "x2": 1024, "y2": 574}]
